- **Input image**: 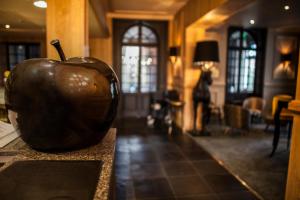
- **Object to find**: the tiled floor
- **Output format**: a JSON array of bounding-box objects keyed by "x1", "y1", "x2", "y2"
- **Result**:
[{"x1": 115, "y1": 118, "x2": 260, "y2": 200}]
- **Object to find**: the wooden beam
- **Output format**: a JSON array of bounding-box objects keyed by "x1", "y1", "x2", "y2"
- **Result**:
[
  {"x1": 89, "y1": 0, "x2": 110, "y2": 38},
  {"x1": 46, "y1": 0, "x2": 89, "y2": 59},
  {"x1": 107, "y1": 12, "x2": 173, "y2": 21}
]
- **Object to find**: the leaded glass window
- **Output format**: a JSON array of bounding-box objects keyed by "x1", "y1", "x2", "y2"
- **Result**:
[
  {"x1": 227, "y1": 30, "x2": 257, "y2": 94},
  {"x1": 121, "y1": 24, "x2": 158, "y2": 93},
  {"x1": 7, "y1": 43, "x2": 40, "y2": 69}
]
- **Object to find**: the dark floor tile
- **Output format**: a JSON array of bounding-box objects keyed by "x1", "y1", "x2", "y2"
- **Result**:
[
  {"x1": 129, "y1": 143, "x2": 153, "y2": 152},
  {"x1": 169, "y1": 176, "x2": 212, "y2": 196},
  {"x1": 131, "y1": 163, "x2": 164, "y2": 179},
  {"x1": 116, "y1": 178, "x2": 135, "y2": 200},
  {"x1": 174, "y1": 136, "x2": 208, "y2": 152},
  {"x1": 183, "y1": 150, "x2": 213, "y2": 161},
  {"x1": 204, "y1": 174, "x2": 246, "y2": 193},
  {"x1": 115, "y1": 164, "x2": 131, "y2": 179},
  {"x1": 159, "y1": 150, "x2": 187, "y2": 162},
  {"x1": 134, "y1": 178, "x2": 174, "y2": 199},
  {"x1": 176, "y1": 194, "x2": 218, "y2": 200},
  {"x1": 115, "y1": 118, "x2": 259, "y2": 200},
  {"x1": 218, "y1": 191, "x2": 259, "y2": 200},
  {"x1": 153, "y1": 143, "x2": 180, "y2": 152},
  {"x1": 172, "y1": 134, "x2": 194, "y2": 143},
  {"x1": 162, "y1": 162, "x2": 197, "y2": 177},
  {"x1": 193, "y1": 160, "x2": 229, "y2": 175},
  {"x1": 128, "y1": 136, "x2": 149, "y2": 145},
  {"x1": 115, "y1": 152, "x2": 130, "y2": 165},
  {"x1": 130, "y1": 150, "x2": 159, "y2": 163},
  {"x1": 116, "y1": 144, "x2": 131, "y2": 153}
]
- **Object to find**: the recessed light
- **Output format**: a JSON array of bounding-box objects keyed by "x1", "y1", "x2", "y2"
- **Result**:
[
  {"x1": 249, "y1": 19, "x2": 255, "y2": 25},
  {"x1": 33, "y1": 0, "x2": 47, "y2": 8},
  {"x1": 284, "y1": 5, "x2": 290, "y2": 10},
  {"x1": 5, "y1": 24, "x2": 10, "y2": 29}
]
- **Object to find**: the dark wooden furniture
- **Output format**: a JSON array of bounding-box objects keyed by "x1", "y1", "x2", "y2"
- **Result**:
[
  {"x1": 224, "y1": 104, "x2": 251, "y2": 133},
  {"x1": 270, "y1": 100, "x2": 293, "y2": 157}
]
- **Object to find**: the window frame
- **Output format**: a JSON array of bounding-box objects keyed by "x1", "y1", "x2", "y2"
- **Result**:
[
  {"x1": 225, "y1": 27, "x2": 266, "y2": 104},
  {"x1": 120, "y1": 23, "x2": 159, "y2": 94},
  {"x1": 5, "y1": 42, "x2": 41, "y2": 70}
]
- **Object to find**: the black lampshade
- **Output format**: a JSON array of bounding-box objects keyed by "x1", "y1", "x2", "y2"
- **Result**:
[
  {"x1": 169, "y1": 46, "x2": 180, "y2": 56},
  {"x1": 280, "y1": 53, "x2": 292, "y2": 62},
  {"x1": 193, "y1": 41, "x2": 219, "y2": 63}
]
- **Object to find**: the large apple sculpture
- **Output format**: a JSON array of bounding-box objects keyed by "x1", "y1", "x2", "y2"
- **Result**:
[{"x1": 4, "y1": 40, "x2": 120, "y2": 151}]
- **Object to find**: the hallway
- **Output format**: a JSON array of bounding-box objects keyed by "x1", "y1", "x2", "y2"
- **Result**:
[{"x1": 115, "y1": 118, "x2": 260, "y2": 200}]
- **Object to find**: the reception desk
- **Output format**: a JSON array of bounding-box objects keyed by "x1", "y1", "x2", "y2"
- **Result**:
[{"x1": 0, "y1": 128, "x2": 116, "y2": 200}]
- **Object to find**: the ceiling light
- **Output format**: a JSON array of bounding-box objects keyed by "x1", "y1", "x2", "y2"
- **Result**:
[
  {"x1": 4, "y1": 24, "x2": 10, "y2": 29},
  {"x1": 33, "y1": 0, "x2": 47, "y2": 8},
  {"x1": 284, "y1": 5, "x2": 290, "y2": 10},
  {"x1": 249, "y1": 19, "x2": 255, "y2": 25}
]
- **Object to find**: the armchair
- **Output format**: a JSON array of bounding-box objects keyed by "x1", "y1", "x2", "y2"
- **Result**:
[{"x1": 224, "y1": 104, "x2": 251, "y2": 134}]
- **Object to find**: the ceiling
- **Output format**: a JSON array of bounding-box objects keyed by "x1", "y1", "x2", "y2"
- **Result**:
[
  {"x1": 110, "y1": 0, "x2": 188, "y2": 15},
  {"x1": 212, "y1": 0, "x2": 300, "y2": 30},
  {"x1": 2, "y1": 0, "x2": 299, "y2": 37},
  {"x1": 0, "y1": 0, "x2": 45, "y2": 29},
  {"x1": 0, "y1": 0, "x2": 188, "y2": 37},
  {"x1": 0, "y1": 0, "x2": 104, "y2": 37}
]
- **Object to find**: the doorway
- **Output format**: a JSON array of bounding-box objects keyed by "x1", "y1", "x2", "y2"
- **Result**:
[{"x1": 113, "y1": 20, "x2": 168, "y2": 117}]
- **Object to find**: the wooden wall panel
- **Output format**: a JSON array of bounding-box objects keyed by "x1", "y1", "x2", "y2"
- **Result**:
[
  {"x1": 46, "y1": 0, "x2": 88, "y2": 59},
  {"x1": 169, "y1": 0, "x2": 226, "y2": 130},
  {"x1": 285, "y1": 50, "x2": 300, "y2": 200},
  {"x1": 89, "y1": 18, "x2": 113, "y2": 66}
]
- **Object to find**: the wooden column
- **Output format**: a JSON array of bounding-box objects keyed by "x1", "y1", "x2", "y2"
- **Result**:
[
  {"x1": 46, "y1": 0, "x2": 89, "y2": 59},
  {"x1": 285, "y1": 51, "x2": 300, "y2": 200}
]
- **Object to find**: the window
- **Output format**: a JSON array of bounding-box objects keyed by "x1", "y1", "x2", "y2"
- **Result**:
[
  {"x1": 121, "y1": 24, "x2": 158, "y2": 93},
  {"x1": 226, "y1": 27, "x2": 266, "y2": 104},
  {"x1": 7, "y1": 43, "x2": 40, "y2": 69}
]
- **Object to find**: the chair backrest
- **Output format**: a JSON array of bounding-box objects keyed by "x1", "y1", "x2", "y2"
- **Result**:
[
  {"x1": 242, "y1": 97, "x2": 265, "y2": 112},
  {"x1": 164, "y1": 90, "x2": 180, "y2": 101},
  {"x1": 224, "y1": 104, "x2": 250, "y2": 129},
  {"x1": 272, "y1": 95, "x2": 293, "y2": 116}
]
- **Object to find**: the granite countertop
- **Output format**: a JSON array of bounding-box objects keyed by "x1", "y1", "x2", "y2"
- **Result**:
[{"x1": 0, "y1": 128, "x2": 116, "y2": 200}]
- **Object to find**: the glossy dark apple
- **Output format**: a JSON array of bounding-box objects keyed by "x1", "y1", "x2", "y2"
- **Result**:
[{"x1": 4, "y1": 40, "x2": 120, "y2": 151}]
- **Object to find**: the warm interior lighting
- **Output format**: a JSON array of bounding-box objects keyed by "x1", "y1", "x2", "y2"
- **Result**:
[
  {"x1": 194, "y1": 61, "x2": 214, "y2": 71},
  {"x1": 284, "y1": 5, "x2": 290, "y2": 10},
  {"x1": 33, "y1": 0, "x2": 47, "y2": 8},
  {"x1": 249, "y1": 19, "x2": 255, "y2": 25},
  {"x1": 170, "y1": 56, "x2": 177, "y2": 65},
  {"x1": 274, "y1": 53, "x2": 294, "y2": 78},
  {"x1": 169, "y1": 46, "x2": 180, "y2": 65},
  {"x1": 4, "y1": 24, "x2": 10, "y2": 29}
]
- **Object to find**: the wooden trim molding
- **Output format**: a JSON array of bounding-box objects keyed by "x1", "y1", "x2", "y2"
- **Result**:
[{"x1": 107, "y1": 12, "x2": 173, "y2": 21}]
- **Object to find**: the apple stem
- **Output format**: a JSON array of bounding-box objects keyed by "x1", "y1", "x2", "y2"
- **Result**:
[{"x1": 50, "y1": 39, "x2": 66, "y2": 61}]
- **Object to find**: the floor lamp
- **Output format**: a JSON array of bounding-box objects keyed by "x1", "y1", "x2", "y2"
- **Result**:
[{"x1": 192, "y1": 41, "x2": 219, "y2": 136}]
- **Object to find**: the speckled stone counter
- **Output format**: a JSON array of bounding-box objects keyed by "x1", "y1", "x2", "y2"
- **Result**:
[{"x1": 0, "y1": 128, "x2": 116, "y2": 200}]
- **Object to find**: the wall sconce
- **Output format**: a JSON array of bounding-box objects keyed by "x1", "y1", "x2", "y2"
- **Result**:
[
  {"x1": 280, "y1": 53, "x2": 292, "y2": 71},
  {"x1": 191, "y1": 41, "x2": 219, "y2": 136},
  {"x1": 169, "y1": 46, "x2": 180, "y2": 65},
  {"x1": 274, "y1": 52, "x2": 294, "y2": 79}
]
